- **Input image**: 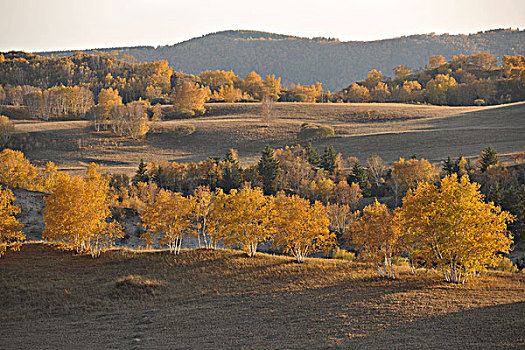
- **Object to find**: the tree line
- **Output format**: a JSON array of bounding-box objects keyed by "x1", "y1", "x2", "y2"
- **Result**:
[
  {"x1": 2, "y1": 51, "x2": 523, "y2": 130},
  {"x1": 38, "y1": 29, "x2": 525, "y2": 92},
  {"x1": 0, "y1": 146, "x2": 521, "y2": 283},
  {"x1": 0, "y1": 51, "x2": 324, "y2": 111},
  {"x1": 338, "y1": 53, "x2": 525, "y2": 105}
]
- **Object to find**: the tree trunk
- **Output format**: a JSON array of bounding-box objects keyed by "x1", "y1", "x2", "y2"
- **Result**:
[
  {"x1": 176, "y1": 236, "x2": 183, "y2": 255},
  {"x1": 377, "y1": 266, "x2": 385, "y2": 277},
  {"x1": 247, "y1": 241, "x2": 257, "y2": 257}
]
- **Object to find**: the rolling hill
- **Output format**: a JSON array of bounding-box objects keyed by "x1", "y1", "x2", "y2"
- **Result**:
[
  {"x1": 1, "y1": 243, "x2": 524, "y2": 349},
  {"x1": 10, "y1": 102, "x2": 525, "y2": 174},
  {"x1": 37, "y1": 29, "x2": 525, "y2": 91}
]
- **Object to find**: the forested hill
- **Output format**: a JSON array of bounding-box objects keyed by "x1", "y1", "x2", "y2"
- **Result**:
[{"x1": 37, "y1": 29, "x2": 525, "y2": 91}]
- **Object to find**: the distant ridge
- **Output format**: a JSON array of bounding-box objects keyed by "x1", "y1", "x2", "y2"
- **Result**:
[{"x1": 36, "y1": 29, "x2": 525, "y2": 91}]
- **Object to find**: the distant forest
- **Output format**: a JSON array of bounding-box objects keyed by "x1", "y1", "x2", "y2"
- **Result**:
[
  {"x1": 337, "y1": 53, "x2": 525, "y2": 105},
  {"x1": 0, "y1": 48, "x2": 524, "y2": 121},
  {"x1": 36, "y1": 29, "x2": 525, "y2": 91}
]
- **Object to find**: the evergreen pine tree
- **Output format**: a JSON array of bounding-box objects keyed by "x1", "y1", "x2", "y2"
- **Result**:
[
  {"x1": 442, "y1": 155, "x2": 455, "y2": 176},
  {"x1": 220, "y1": 163, "x2": 241, "y2": 193},
  {"x1": 220, "y1": 149, "x2": 241, "y2": 193},
  {"x1": 258, "y1": 145, "x2": 279, "y2": 195},
  {"x1": 304, "y1": 142, "x2": 321, "y2": 168},
  {"x1": 480, "y1": 146, "x2": 498, "y2": 172},
  {"x1": 132, "y1": 159, "x2": 149, "y2": 185},
  {"x1": 151, "y1": 165, "x2": 167, "y2": 190},
  {"x1": 348, "y1": 161, "x2": 371, "y2": 197},
  {"x1": 502, "y1": 185, "x2": 525, "y2": 240},
  {"x1": 320, "y1": 145, "x2": 336, "y2": 174}
]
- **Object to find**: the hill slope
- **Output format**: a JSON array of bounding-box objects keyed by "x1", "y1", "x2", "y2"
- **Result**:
[
  {"x1": 0, "y1": 243, "x2": 524, "y2": 349},
  {"x1": 10, "y1": 102, "x2": 525, "y2": 173},
  {"x1": 37, "y1": 29, "x2": 525, "y2": 91}
]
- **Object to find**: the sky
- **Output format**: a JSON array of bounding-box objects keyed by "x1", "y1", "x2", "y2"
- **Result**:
[{"x1": 0, "y1": 0, "x2": 524, "y2": 52}]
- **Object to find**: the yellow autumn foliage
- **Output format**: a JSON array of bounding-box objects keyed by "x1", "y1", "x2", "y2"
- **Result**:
[
  {"x1": 43, "y1": 165, "x2": 123, "y2": 257},
  {"x1": 271, "y1": 193, "x2": 334, "y2": 263},
  {"x1": 0, "y1": 185, "x2": 24, "y2": 257},
  {"x1": 394, "y1": 174, "x2": 514, "y2": 283},
  {"x1": 190, "y1": 186, "x2": 216, "y2": 249},
  {"x1": 140, "y1": 188, "x2": 194, "y2": 254},
  {"x1": 212, "y1": 85, "x2": 242, "y2": 103},
  {"x1": 392, "y1": 157, "x2": 435, "y2": 191},
  {"x1": 352, "y1": 200, "x2": 399, "y2": 278},
  {"x1": 210, "y1": 187, "x2": 272, "y2": 257},
  {"x1": 0, "y1": 149, "x2": 40, "y2": 190},
  {"x1": 171, "y1": 81, "x2": 210, "y2": 115},
  {"x1": 0, "y1": 149, "x2": 59, "y2": 192}
]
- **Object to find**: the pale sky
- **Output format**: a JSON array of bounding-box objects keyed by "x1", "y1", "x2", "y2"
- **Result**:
[{"x1": 1, "y1": 0, "x2": 524, "y2": 52}]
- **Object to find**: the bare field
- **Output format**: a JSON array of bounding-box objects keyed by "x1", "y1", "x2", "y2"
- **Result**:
[
  {"x1": 0, "y1": 243, "x2": 523, "y2": 349},
  {"x1": 11, "y1": 102, "x2": 525, "y2": 175}
]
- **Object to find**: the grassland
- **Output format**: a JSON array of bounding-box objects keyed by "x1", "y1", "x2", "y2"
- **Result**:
[
  {"x1": 10, "y1": 102, "x2": 525, "y2": 175},
  {"x1": 0, "y1": 243, "x2": 524, "y2": 349},
  {"x1": 3, "y1": 102, "x2": 524, "y2": 348}
]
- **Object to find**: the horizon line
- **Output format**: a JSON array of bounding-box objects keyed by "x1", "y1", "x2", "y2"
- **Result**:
[{"x1": 5, "y1": 27, "x2": 522, "y2": 55}]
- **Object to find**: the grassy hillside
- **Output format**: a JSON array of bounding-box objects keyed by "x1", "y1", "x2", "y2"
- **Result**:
[
  {"x1": 10, "y1": 102, "x2": 525, "y2": 175},
  {"x1": 37, "y1": 29, "x2": 525, "y2": 91},
  {"x1": 0, "y1": 243, "x2": 523, "y2": 349}
]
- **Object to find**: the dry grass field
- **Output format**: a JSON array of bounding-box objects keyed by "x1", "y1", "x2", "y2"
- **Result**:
[
  {"x1": 0, "y1": 243, "x2": 524, "y2": 349},
  {"x1": 3, "y1": 102, "x2": 524, "y2": 348},
  {"x1": 11, "y1": 102, "x2": 525, "y2": 175}
]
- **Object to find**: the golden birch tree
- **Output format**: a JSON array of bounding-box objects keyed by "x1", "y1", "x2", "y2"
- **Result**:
[
  {"x1": 0, "y1": 185, "x2": 24, "y2": 257},
  {"x1": 425, "y1": 74, "x2": 457, "y2": 105},
  {"x1": 94, "y1": 87, "x2": 122, "y2": 131},
  {"x1": 212, "y1": 85, "x2": 242, "y2": 103},
  {"x1": 210, "y1": 187, "x2": 272, "y2": 257},
  {"x1": 0, "y1": 149, "x2": 40, "y2": 190},
  {"x1": 391, "y1": 157, "x2": 435, "y2": 205},
  {"x1": 327, "y1": 203, "x2": 356, "y2": 239},
  {"x1": 352, "y1": 200, "x2": 399, "y2": 278},
  {"x1": 171, "y1": 81, "x2": 210, "y2": 116},
  {"x1": 140, "y1": 188, "x2": 194, "y2": 254},
  {"x1": 271, "y1": 194, "x2": 334, "y2": 263},
  {"x1": 0, "y1": 115, "x2": 14, "y2": 147},
  {"x1": 43, "y1": 165, "x2": 123, "y2": 257},
  {"x1": 394, "y1": 174, "x2": 514, "y2": 283},
  {"x1": 190, "y1": 186, "x2": 216, "y2": 249}
]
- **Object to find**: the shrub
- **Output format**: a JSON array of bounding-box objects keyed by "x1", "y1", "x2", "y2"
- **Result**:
[
  {"x1": 115, "y1": 275, "x2": 164, "y2": 296},
  {"x1": 474, "y1": 99, "x2": 486, "y2": 106},
  {"x1": 298, "y1": 123, "x2": 335, "y2": 140},
  {"x1": 172, "y1": 124, "x2": 196, "y2": 136},
  {"x1": 294, "y1": 94, "x2": 308, "y2": 102},
  {"x1": 392, "y1": 256, "x2": 411, "y2": 267},
  {"x1": 332, "y1": 247, "x2": 356, "y2": 262},
  {"x1": 493, "y1": 257, "x2": 518, "y2": 273}
]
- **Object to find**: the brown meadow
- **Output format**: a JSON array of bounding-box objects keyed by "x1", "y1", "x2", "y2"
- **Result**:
[{"x1": 0, "y1": 243, "x2": 524, "y2": 349}]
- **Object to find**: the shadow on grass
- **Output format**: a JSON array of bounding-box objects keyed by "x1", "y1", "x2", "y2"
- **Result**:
[{"x1": 340, "y1": 301, "x2": 525, "y2": 349}]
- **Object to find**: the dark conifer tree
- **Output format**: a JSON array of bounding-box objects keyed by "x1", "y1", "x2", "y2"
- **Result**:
[
  {"x1": 480, "y1": 146, "x2": 498, "y2": 172},
  {"x1": 220, "y1": 149, "x2": 241, "y2": 193},
  {"x1": 320, "y1": 145, "x2": 336, "y2": 174},
  {"x1": 348, "y1": 161, "x2": 371, "y2": 197},
  {"x1": 132, "y1": 159, "x2": 149, "y2": 185},
  {"x1": 442, "y1": 155, "x2": 455, "y2": 176},
  {"x1": 304, "y1": 142, "x2": 321, "y2": 168},
  {"x1": 258, "y1": 145, "x2": 279, "y2": 195}
]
